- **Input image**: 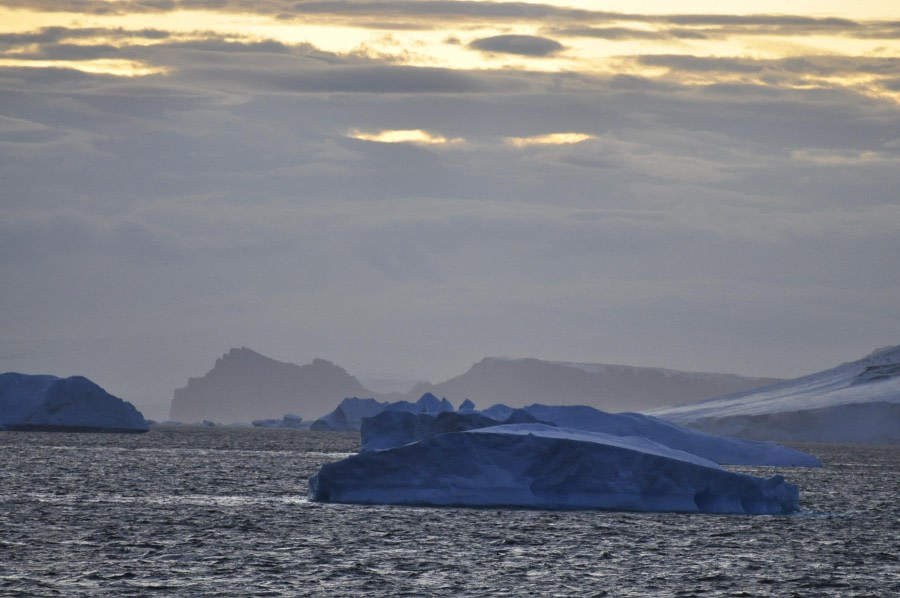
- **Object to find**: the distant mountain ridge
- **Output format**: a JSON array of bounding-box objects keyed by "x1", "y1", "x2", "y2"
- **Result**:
[
  {"x1": 168, "y1": 348, "x2": 781, "y2": 423},
  {"x1": 169, "y1": 347, "x2": 371, "y2": 423},
  {"x1": 648, "y1": 344, "x2": 900, "y2": 444},
  {"x1": 406, "y1": 357, "x2": 782, "y2": 413}
]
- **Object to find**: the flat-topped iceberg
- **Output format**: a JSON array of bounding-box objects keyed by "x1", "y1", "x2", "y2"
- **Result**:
[
  {"x1": 309, "y1": 424, "x2": 800, "y2": 514},
  {"x1": 0, "y1": 372, "x2": 149, "y2": 433}
]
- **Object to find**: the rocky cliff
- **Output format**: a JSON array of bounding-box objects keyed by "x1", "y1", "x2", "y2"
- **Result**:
[{"x1": 169, "y1": 347, "x2": 370, "y2": 423}]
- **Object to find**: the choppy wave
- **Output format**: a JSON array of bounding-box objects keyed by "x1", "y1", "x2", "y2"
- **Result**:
[{"x1": 0, "y1": 428, "x2": 896, "y2": 596}]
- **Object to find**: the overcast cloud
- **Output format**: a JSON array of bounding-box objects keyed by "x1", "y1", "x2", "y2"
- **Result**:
[{"x1": 1, "y1": 1, "x2": 898, "y2": 420}]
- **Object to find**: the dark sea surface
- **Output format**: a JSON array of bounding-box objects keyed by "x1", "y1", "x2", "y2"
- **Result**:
[{"x1": 0, "y1": 427, "x2": 897, "y2": 597}]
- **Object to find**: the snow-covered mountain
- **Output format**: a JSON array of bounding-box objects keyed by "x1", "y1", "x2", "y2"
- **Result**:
[
  {"x1": 169, "y1": 347, "x2": 371, "y2": 423},
  {"x1": 648, "y1": 345, "x2": 900, "y2": 444},
  {"x1": 406, "y1": 357, "x2": 781, "y2": 412}
]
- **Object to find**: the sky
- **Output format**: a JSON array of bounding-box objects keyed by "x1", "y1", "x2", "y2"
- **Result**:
[{"x1": 1, "y1": 1, "x2": 898, "y2": 421}]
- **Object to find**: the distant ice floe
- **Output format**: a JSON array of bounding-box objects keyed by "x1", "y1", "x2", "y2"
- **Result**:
[{"x1": 252, "y1": 414, "x2": 306, "y2": 429}]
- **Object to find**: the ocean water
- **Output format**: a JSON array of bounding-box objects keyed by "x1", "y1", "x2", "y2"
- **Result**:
[{"x1": 0, "y1": 427, "x2": 896, "y2": 597}]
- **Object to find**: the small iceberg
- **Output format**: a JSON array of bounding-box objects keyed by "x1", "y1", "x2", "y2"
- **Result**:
[
  {"x1": 252, "y1": 414, "x2": 306, "y2": 428},
  {"x1": 309, "y1": 424, "x2": 800, "y2": 514}
]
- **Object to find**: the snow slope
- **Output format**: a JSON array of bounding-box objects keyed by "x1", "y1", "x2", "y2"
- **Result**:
[
  {"x1": 309, "y1": 424, "x2": 799, "y2": 514},
  {"x1": 0, "y1": 373, "x2": 149, "y2": 433},
  {"x1": 648, "y1": 345, "x2": 900, "y2": 444},
  {"x1": 520, "y1": 404, "x2": 820, "y2": 466}
]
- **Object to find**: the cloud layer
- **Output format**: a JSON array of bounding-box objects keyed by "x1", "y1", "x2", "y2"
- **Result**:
[
  {"x1": 1, "y1": 1, "x2": 898, "y2": 419},
  {"x1": 469, "y1": 34, "x2": 564, "y2": 56}
]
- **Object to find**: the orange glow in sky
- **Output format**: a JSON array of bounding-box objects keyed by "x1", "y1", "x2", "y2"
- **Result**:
[{"x1": 0, "y1": 2, "x2": 897, "y2": 101}]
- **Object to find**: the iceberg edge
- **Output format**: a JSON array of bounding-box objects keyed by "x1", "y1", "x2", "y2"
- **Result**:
[{"x1": 309, "y1": 424, "x2": 800, "y2": 515}]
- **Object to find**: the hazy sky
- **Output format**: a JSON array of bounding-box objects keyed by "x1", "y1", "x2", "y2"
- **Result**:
[{"x1": 1, "y1": 1, "x2": 898, "y2": 420}]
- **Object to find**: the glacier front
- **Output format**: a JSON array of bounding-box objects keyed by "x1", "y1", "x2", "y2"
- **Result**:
[{"x1": 309, "y1": 424, "x2": 800, "y2": 514}]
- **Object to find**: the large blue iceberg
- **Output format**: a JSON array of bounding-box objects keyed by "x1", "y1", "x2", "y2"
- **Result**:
[
  {"x1": 360, "y1": 403, "x2": 820, "y2": 467},
  {"x1": 0, "y1": 373, "x2": 149, "y2": 433},
  {"x1": 309, "y1": 424, "x2": 800, "y2": 514}
]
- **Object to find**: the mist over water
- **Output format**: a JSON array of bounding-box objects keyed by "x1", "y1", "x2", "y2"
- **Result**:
[{"x1": 1, "y1": 428, "x2": 896, "y2": 596}]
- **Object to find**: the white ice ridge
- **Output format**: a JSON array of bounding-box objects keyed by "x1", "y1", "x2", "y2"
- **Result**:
[
  {"x1": 648, "y1": 344, "x2": 900, "y2": 444},
  {"x1": 0, "y1": 372, "x2": 149, "y2": 433},
  {"x1": 309, "y1": 424, "x2": 800, "y2": 514},
  {"x1": 521, "y1": 405, "x2": 821, "y2": 466}
]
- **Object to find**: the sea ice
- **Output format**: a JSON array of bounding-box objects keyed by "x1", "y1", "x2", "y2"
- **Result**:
[
  {"x1": 309, "y1": 424, "x2": 800, "y2": 514},
  {"x1": 0, "y1": 372, "x2": 149, "y2": 433}
]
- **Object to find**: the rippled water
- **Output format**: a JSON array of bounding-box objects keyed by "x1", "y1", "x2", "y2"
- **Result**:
[{"x1": 0, "y1": 427, "x2": 897, "y2": 596}]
